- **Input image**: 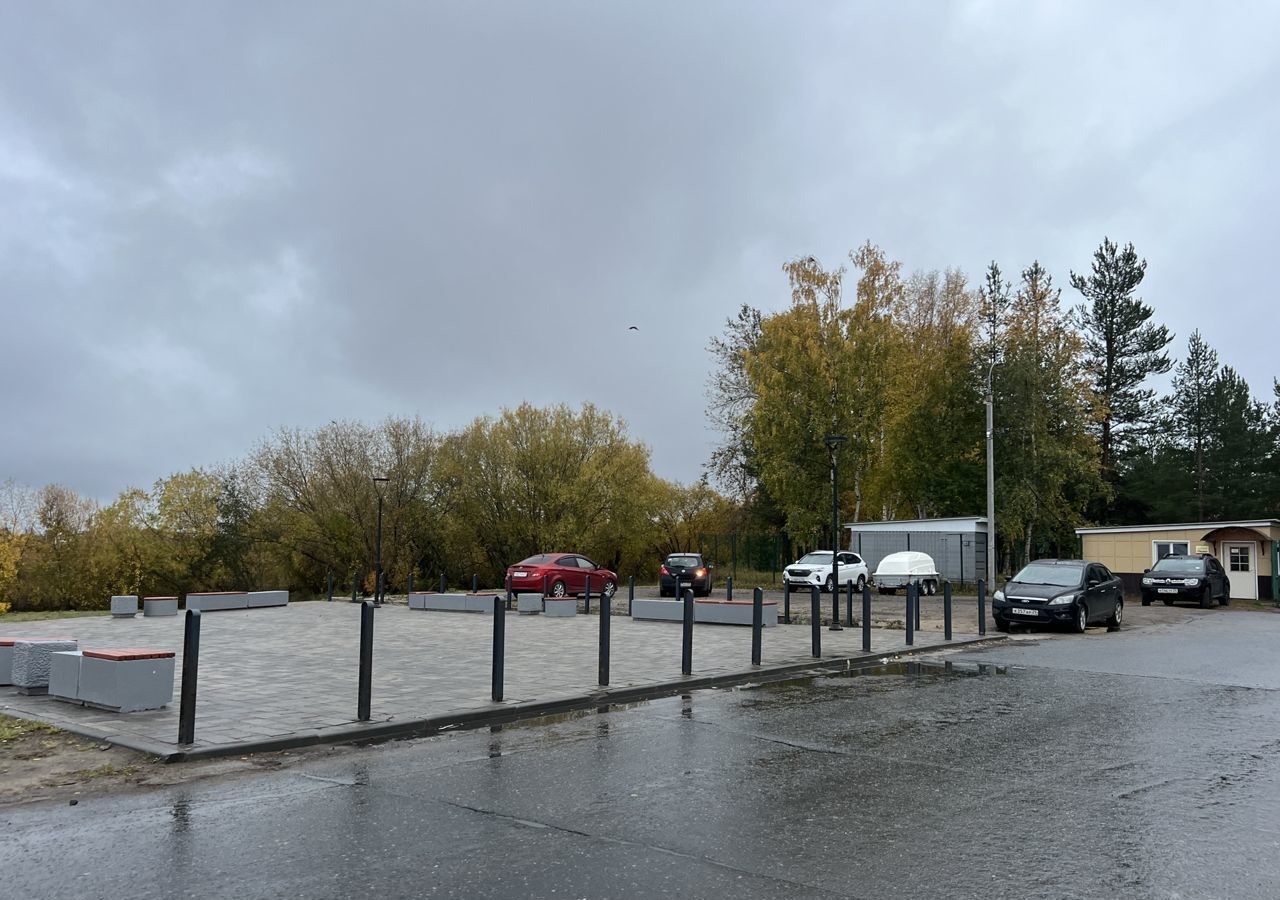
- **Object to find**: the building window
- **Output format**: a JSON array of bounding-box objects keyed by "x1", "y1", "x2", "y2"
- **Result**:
[
  {"x1": 1153, "y1": 541, "x2": 1190, "y2": 562},
  {"x1": 1229, "y1": 545, "x2": 1251, "y2": 572}
]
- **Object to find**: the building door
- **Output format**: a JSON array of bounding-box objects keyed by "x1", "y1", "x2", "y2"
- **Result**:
[{"x1": 1223, "y1": 542, "x2": 1257, "y2": 600}]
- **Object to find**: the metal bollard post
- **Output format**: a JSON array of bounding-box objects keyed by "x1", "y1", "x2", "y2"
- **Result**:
[
  {"x1": 376, "y1": 571, "x2": 385, "y2": 606},
  {"x1": 407, "y1": 571, "x2": 414, "y2": 596},
  {"x1": 628, "y1": 575, "x2": 635, "y2": 617},
  {"x1": 846, "y1": 580, "x2": 854, "y2": 629},
  {"x1": 862, "y1": 581, "x2": 872, "y2": 652},
  {"x1": 726, "y1": 575, "x2": 733, "y2": 601},
  {"x1": 505, "y1": 572, "x2": 512, "y2": 610},
  {"x1": 914, "y1": 581, "x2": 921, "y2": 631},
  {"x1": 599, "y1": 583, "x2": 610, "y2": 686},
  {"x1": 944, "y1": 580, "x2": 953, "y2": 641},
  {"x1": 584, "y1": 574, "x2": 592, "y2": 615},
  {"x1": 351, "y1": 576, "x2": 357, "y2": 603},
  {"x1": 830, "y1": 579, "x2": 842, "y2": 631},
  {"x1": 905, "y1": 582, "x2": 914, "y2": 646},
  {"x1": 681, "y1": 587, "x2": 694, "y2": 675},
  {"x1": 978, "y1": 578, "x2": 987, "y2": 636},
  {"x1": 358, "y1": 600, "x2": 374, "y2": 721},
  {"x1": 783, "y1": 580, "x2": 791, "y2": 624},
  {"x1": 177, "y1": 609, "x2": 201, "y2": 745},
  {"x1": 327, "y1": 570, "x2": 333, "y2": 602},
  {"x1": 472, "y1": 573, "x2": 479, "y2": 593},
  {"x1": 810, "y1": 585, "x2": 821, "y2": 657},
  {"x1": 439, "y1": 573, "x2": 446, "y2": 594},
  {"x1": 751, "y1": 587, "x2": 763, "y2": 665},
  {"x1": 492, "y1": 595, "x2": 505, "y2": 701}
]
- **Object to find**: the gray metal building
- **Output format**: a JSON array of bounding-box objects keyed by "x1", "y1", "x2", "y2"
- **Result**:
[{"x1": 845, "y1": 517, "x2": 988, "y2": 585}]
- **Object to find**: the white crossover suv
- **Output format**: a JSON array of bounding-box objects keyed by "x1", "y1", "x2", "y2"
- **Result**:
[{"x1": 783, "y1": 551, "x2": 869, "y2": 593}]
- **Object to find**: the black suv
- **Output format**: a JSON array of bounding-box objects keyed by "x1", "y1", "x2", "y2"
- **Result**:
[
  {"x1": 659, "y1": 553, "x2": 712, "y2": 597},
  {"x1": 1140, "y1": 554, "x2": 1230, "y2": 608}
]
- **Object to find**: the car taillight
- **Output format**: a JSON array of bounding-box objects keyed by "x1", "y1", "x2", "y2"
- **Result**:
[
  {"x1": 696, "y1": 568, "x2": 706, "y2": 577},
  {"x1": 660, "y1": 566, "x2": 669, "y2": 576}
]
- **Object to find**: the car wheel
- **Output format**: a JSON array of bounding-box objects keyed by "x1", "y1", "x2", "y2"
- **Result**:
[
  {"x1": 551, "y1": 580, "x2": 567, "y2": 598},
  {"x1": 1073, "y1": 602, "x2": 1088, "y2": 633},
  {"x1": 1199, "y1": 586, "x2": 1213, "y2": 609},
  {"x1": 856, "y1": 575, "x2": 866, "y2": 592},
  {"x1": 1106, "y1": 598, "x2": 1123, "y2": 629},
  {"x1": 995, "y1": 618, "x2": 1010, "y2": 633},
  {"x1": 1219, "y1": 594, "x2": 1230, "y2": 606},
  {"x1": 1161, "y1": 597, "x2": 1175, "y2": 606},
  {"x1": 824, "y1": 575, "x2": 834, "y2": 594},
  {"x1": 927, "y1": 580, "x2": 938, "y2": 596},
  {"x1": 602, "y1": 580, "x2": 616, "y2": 600}
]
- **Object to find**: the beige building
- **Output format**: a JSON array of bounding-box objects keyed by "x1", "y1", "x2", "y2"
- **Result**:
[{"x1": 1076, "y1": 520, "x2": 1279, "y2": 601}]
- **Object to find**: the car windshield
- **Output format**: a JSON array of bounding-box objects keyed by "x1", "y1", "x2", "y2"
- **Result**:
[
  {"x1": 798, "y1": 552, "x2": 833, "y2": 565},
  {"x1": 1152, "y1": 558, "x2": 1205, "y2": 575},
  {"x1": 1011, "y1": 563, "x2": 1083, "y2": 587},
  {"x1": 666, "y1": 555, "x2": 701, "y2": 566},
  {"x1": 517, "y1": 554, "x2": 555, "y2": 566}
]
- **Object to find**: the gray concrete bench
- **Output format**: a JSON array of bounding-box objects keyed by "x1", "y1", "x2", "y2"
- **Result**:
[
  {"x1": 49, "y1": 648, "x2": 175, "y2": 712},
  {"x1": 5, "y1": 638, "x2": 80, "y2": 693},
  {"x1": 408, "y1": 592, "x2": 498, "y2": 613},
  {"x1": 185, "y1": 591, "x2": 249, "y2": 612},
  {"x1": 143, "y1": 596, "x2": 179, "y2": 616},
  {"x1": 631, "y1": 598, "x2": 778, "y2": 627},
  {"x1": 111, "y1": 595, "x2": 139, "y2": 618}
]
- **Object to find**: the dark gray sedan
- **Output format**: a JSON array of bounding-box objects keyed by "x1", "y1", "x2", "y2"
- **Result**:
[{"x1": 992, "y1": 559, "x2": 1124, "y2": 633}]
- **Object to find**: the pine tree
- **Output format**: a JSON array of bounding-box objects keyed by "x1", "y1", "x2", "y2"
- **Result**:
[
  {"x1": 1070, "y1": 239, "x2": 1172, "y2": 499},
  {"x1": 1169, "y1": 331, "x2": 1219, "y2": 520}
]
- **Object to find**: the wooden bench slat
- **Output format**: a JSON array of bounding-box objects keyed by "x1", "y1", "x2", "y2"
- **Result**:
[{"x1": 83, "y1": 649, "x2": 176, "y2": 662}]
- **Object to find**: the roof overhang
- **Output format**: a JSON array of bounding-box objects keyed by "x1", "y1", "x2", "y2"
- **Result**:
[{"x1": 1075, "y1": 520, "x2": 1278, "y2": 536}]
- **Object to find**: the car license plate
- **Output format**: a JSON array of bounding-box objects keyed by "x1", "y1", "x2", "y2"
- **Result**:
[
  {"x1": 513, "y1": 572, "x2": 528, "y2": 578},
  {"x1": 1010, "y1": 607, "x2": 1039, "y2": 617},
  {"x1": 1157, "y1": 588, "x2": 1176, "y2": 594}
]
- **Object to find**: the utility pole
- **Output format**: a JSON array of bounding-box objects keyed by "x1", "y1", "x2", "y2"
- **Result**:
[
  {"x1": 826, "y1": 434, "x2": 846, "y2": 631},
  {"x1": 985, "y1": 371, "x2": 996, "y2": 590}
]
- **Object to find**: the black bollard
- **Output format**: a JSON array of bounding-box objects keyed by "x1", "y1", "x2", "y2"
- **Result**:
[
  {"x1": 628, "y1": 575, "x2": 635, "y2": 617},
  {"x1": 681, "y1": 587, "x2": 694, "y2": 675},
  {"x1": 830, "y1": 579, "x2": 842, "y2": 631},
  {"x1": 584, "y1": 574, "x2": 591, "y2": 615},
  {"x1": 492, "y1": 595, "x2": 505, "y2": 701},
  {"x1": 358, "y1": 600, "x2": 374, "y2": 721},
  {"x1": 407, "y1": 571, "x2": 414, "y2": 596},
  {"x1": 327, "y1": 570, "x2": 334, "y2": 602},
  {"x1": 751, "y1": 587, "x2": 763, "y2": 665},
  {"x1": 914, "y1": 581, "x2": 922, "y2": 631},
  {"x1": 439, "y1": 572, "x2": 446, "y2": 594},
  {"x1": 944, "y1": 580, "x2": 953, "y2": 641},
  {"x1": 810, "y1": 585, "x2": 822, "y2": 657},
  {"x1": 177, "y1": 609, "x2": 201, "y2": 745},
  {"x1": 471, "y1": 573, "x2": 479, "y2": 594},
  {"x1": 505, "y1": 572, "x2": 512, "y2": 610},
  {"x1": 905, "y1": 582, "x2": 914, "y2": 646},
  {"x1": 862, "y1": 581, "x2": 872, "y2": 652},
  {"x1": 726, "y1": 575, "x2": 733, "y2": 601},
  {"x1": 783, "y1": 580, "x2": 791, "y2": 624},
  {"x1": 846, "y1": 580, "x2": 854, "y2": 629},
  {"x1": 351, "y1": 576, "x2": 357, "y2": 603},
  {"x1": 599, "y1": 583, "x2": 611, "y2": 686},
  {"x1": 376, "y1": 571, "x2": 385, "y2": 607},
  {"x1": 978, "y1": 578, "x2": 987, "y2": 636}
]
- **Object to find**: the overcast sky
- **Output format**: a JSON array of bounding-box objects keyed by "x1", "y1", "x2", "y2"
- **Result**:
[{"x1": 3, "y1": 1, "x2": 1277, "y2": 501}]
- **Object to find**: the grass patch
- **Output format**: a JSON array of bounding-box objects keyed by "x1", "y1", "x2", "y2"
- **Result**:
[
  {"x1": 0, "y1": 714, "x2": 60, "y2": 743},
  {"x1": 0, "y1": 609, "x2": 106, "y2": 623},
  {"x1": 66, "y1": 763, "x2": 138, "y2": 781}
]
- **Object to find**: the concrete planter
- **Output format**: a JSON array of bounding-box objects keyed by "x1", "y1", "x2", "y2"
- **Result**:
[
  {"x1": 110, "y1": 595, "x2": 139, "y2": 618},
  {"x1": 143, "y1": 597, "x2": 179, "y2": 617},
  {"x1": 409, "y1": 593, "x2": 499, "y2": 613},
  {"x1": 77, "y1": 650, "x2": 176, "y2": 712},
  {"x1": 48, "y1": 650, "x2": 83, "y2": 701},
  {"x1": 631, "y1": 598, "x2": 778, "y2": 627},
  {"x1": 185, "y1": 592, "x2": 249, "y2": 612},
  {"x1": 543, "y1": 598, "x2": 577, "y2": 617}
]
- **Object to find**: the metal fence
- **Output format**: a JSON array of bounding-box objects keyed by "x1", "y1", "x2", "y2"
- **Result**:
[{"x1": 850, "y1": 530, "x2": 985, "y2": 585}]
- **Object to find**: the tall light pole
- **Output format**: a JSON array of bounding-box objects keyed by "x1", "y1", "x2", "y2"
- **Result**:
[
  {"x1": 825, "y1": 434, "x2": 846, "y2": 631},
  {"x1": 373, "y1": 475, "x2": 390, "y2": 607},
  {"x1": 985, "y1": 368, "x2": 996, "y2": 591}
]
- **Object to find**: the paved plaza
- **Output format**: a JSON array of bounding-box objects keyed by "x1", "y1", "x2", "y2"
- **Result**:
[{"x1": 1, "y1": 598, "x2": 995, "y2": 758}]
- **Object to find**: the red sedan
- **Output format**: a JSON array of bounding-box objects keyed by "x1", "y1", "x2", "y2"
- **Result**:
[{"x1": 506, "y1": 553, "x2": 618, "y2": 599}]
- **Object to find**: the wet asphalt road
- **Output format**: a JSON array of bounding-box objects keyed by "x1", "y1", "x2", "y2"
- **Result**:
[{"x1": 5, "y1": 609, "x2": 1280, "y2": 899}]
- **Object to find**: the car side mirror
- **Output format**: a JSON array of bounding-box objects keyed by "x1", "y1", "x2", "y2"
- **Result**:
[{"x1": 1143, "y1": 568, "x2": 1150, "y2": 574}]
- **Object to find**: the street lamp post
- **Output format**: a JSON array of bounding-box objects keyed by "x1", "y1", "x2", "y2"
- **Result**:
[
  {"x1": 373, "y1": 476, "x2": 390, "y2": 607},
  {"x1": 985, "y1": 367, "x2": 996, "y2": 591},
  {"x1": 825, "y1": 434, "x2": 847, "y2": 631}
]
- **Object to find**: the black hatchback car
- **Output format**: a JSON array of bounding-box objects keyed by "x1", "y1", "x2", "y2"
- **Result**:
[
  {"x1": 659, "y1": 553, "x2": 712, "y2": 597},
  {"x1": 992, "y1": 559, "x2": 1124, "y2": 633},
  {"x1": 1140, "y1": 554, "x2": 1230, "y2": 608}
]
